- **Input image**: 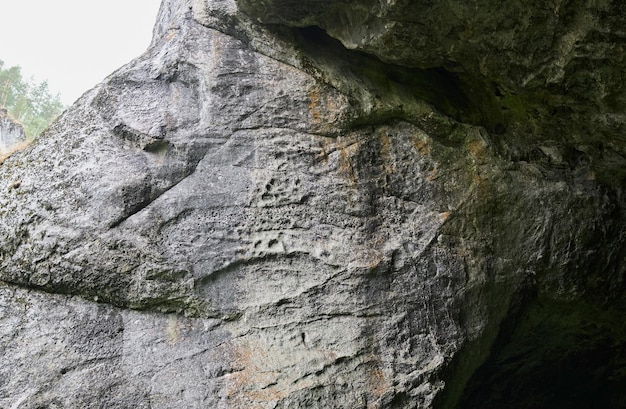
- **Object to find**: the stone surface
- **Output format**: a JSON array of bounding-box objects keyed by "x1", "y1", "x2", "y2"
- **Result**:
[
  {"x1": 0, "y1": 0, "x2": 624, "y2": 408},
  {"x1": 0, "y1": 108, "x2": 26, "y2": 154},
  {"x1": 238, "y1": 0, "x2": 626, "y2": 187}
]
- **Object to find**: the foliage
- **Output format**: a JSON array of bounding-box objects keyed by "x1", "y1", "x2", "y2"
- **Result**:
[{"x1": 0, "y1": 59, "x2": 66, "y2": 138}]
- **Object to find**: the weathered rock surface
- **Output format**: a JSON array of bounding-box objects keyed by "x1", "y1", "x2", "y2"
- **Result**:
[
  {"x1": 239, "y1": 0, "x2": 626, "y2": 186},
  {"x1": 0, "y1": 108, "x2": 26, "y2": 154},
  {"x1": 0, "y1": 0, "x2": 624, "y2": 408}
]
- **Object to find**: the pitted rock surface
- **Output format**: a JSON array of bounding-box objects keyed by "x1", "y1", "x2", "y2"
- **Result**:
[{"x1": 0, "y1": 1, "x2": 624, "y2": 408}]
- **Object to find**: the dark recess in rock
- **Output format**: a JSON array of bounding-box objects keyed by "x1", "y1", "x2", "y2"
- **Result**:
[
  {"x1": 289, "y1": 26, "x2": 484, "y2": 125},
  {"x1": 454, "y1": 298, "x2": 626, "y2": 409}
]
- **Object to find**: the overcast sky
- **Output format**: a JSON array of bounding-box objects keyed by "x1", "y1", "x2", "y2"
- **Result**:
[{"x1": 0, "y1": 0, "x2": 162, "y2": 105}]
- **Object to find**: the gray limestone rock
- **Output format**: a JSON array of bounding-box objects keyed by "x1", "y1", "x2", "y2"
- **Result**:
[{"x1": 0, "y1": 0, "x2": 624, "y2": 408}]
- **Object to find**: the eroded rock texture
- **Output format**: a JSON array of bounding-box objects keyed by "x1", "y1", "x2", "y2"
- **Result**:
[{"x1": 0, "y1": 0, "x2": 624, "y2": 408}]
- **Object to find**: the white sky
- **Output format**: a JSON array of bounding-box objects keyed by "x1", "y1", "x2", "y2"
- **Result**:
[{"x1": 0, "y1": 0, "x2": 162, "y2": 105}]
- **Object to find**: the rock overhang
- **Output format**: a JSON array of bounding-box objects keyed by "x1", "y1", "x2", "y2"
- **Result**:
[{"x1": 235, "y1": 0, "x2": 626, "y2": 187}]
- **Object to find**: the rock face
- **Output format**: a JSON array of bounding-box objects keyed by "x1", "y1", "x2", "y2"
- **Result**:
[
  {"x1": 0, "y1": 1, "x2": 624, "y2": 408},
  {"x1": 0, "y1": 108, "x2": 26, "y2": 154},
  {"x1": 238, "y1": 0, "x2": 626, "y2": 186}
]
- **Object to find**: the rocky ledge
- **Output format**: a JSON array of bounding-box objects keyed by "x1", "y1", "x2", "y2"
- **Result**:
[{"x1": 0, "y1": 0, "x2": 624, "y2": 408}]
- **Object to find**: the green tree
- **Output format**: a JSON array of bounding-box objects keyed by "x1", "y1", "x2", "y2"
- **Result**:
[{"x1": 0, "y1": 59, "x2": 66, "y2": 138}]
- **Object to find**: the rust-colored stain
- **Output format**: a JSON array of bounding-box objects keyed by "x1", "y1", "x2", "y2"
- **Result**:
[
  {"x1": 367, "y1": 364, "x2": 387, "y2": 402},
  {"x1": 379, "y1": 131, "x2": 394, "y2": 175},
  {"x1": 314, "y1": 137, "x2": 361, "y2": 184},
  {"x1": 225, "y1": 340, "x2": 287, "y2": 407},
  {"x1": 467, "y1": 138, "x2": 486, "y2": 162},
  {"x1": 380, "y1": 131, "x2": 391, "y2": 157},
  {"x1": 308, "y1": 87, "x2": 322, "y2": 124},
  {"x1": 229, "y1": 342, "x2": 258, "y2": 388},
  {"x1": 337, "y1": 142, "x2": 360, "y2": 184},
  {"x1": 412, "y1": 138, "x2": 431, "y2": 156},
  {"x1": 439, "y1": 211, "x2": 452, "y2": 222},
  {"x1": 308, "y1": 85, "x2": 345, "y2": 133},
  {"x1": 165, "y1": 29, "x2": 178, "y2": 42}
]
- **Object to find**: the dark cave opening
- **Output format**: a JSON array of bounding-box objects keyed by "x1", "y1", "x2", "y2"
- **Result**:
[
  {"x1": 450, "y1": 298, "x2": 626, "y2": 409},
  {"x1": 284, "y1": 25, "x2": 493, "y2": 127}
]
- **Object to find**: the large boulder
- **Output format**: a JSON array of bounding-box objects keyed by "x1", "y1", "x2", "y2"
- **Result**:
[{"x1": 0, "y1": 0, "x2": 624, "y2": 408}]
